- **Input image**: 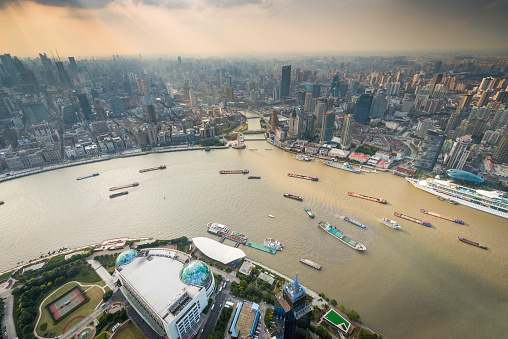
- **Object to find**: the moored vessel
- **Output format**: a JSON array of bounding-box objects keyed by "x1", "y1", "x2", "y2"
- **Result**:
[
  {"x1": 220, "y1": 169, "x2": 249, "y2": 174},
  {"x1": 394, "y1": 212, "x2": 431, "y2": 227},
  {"x1": 457, "y1": 237, "x2": 488, "y2": 250},
  {"x1": 76, "y1": 173, "x2": 99, "y2": 180},
  {"x1": 268, "y1": 215, "x2": 275, "y2": 218},
  {"x1": 420, "y1": 209, "x2": 464, "y2": 224},
  {"x1": 287, "y1": 173, "x2": 318, "y2": 181},
  {"x1": 109, "y1": 182, "x2": 139, "y2": 191},
  {"x1": 305, "y1": 208, "x2": 314, "y2": 218},
  {"x1": 110, "y1": 191, "x2": 128, "y2": 199},
  {"x1": 294, "y1": 154, "x2": 312, "y2": 162},
  {"x1": 231, "y1": 231, "x2": 248, "y2": 240},
  {"x1": 264, "y1": 238, "x2": 284, "y2": 250},
  {"x1": 380, "y1": 217, "x2": 401, "y2": 230},
  {"x1": 344, "y1": 216, "x2": 366, "y2": 228},
  {"x1": 348, "y1": 192, "x2": 387, "y2": 204},
  {"x1": 0, "y1": 201, "x2": 4, "y2": 205},
  {"x1": 300, "y1": 257, "x2": 321, "y2": 270},
  {"x1": 139, "y1": 165, "x2": 166, "y2": 173},
  {"x1": 438, "y1": 196, "x2": 459, "y2": 205},
  {"x1": 284, "y1": 193, "x2": 303, "y2": 201},
  {"x1": 207, "y1": 222, "x2": 230, "y2": 234},
  {"x1": 322, "y1": 161, "x2": 361, "y2": 174},
  {"x1": 318, "y1": 221, "x2": 366, "y2": 251}
]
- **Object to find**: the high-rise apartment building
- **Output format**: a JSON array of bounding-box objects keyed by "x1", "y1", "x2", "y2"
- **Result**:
[
  {"x1": 477, "y1": 90, "x2": 491, "y2": 107},
  {"x1": 77, "y1": 93, "x2": 93, "y2": 121},
  {"x1": 446, "y1": 135, "x2": 473, "y2": 170},
  {"x1": 492, "y1": 128, "x2": 508, "y2": 164},
  {"x1": 320, "y1": 111, "x2": 335, "y2": 144},
  {"x1": 304, "y1": 115, "x2": 316, "y2": 141},
  {"x1": 147, "y1": 104, "x2": 157, "y2": 124},
  {"x1": 429, "y1": 73, "x2": 443, "y2": 96},
  {"x1": 226, "y1": 86, "x2": 234, "y2": 102},
  {"x1": 288, "y1": 109, "x2": 300, "y2": 138},
  {"x1": 414, "y1": 130, "x2": 445, "y2": 171},
  {"x1": 314, "y1": 101, "x2": 326, "y2": 127},
  {"x1": 272, "y1": 86, "x2": 280, "y2": 101},
  {"x1": 341, "y1": 114, "x2": 353, "y2": 150},
  {"x1": 280, "y1": 65, "x2": 291, "y2": 98}
]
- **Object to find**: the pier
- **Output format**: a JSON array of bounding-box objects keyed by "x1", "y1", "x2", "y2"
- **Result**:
[{"x1": 216, "y1": 232, "x2": 276, "y2": 254}]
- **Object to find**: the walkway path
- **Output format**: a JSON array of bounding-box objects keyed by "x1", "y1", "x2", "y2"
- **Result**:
[{"x1": 87, "y1": 259, "x2": 117, "y2": 291}]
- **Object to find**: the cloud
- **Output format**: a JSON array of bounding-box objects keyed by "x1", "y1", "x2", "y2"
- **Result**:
[
  {"x1": 0, "y1": 0, "x2": 115, "y2": 9},
  {"x1": 205, "y1": 0, "x2": 262, "y2": 7}
]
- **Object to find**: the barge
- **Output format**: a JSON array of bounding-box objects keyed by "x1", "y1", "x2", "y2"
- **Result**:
[
  {"x1": 110, "y1": 191, "x2": 128, "y2": 199},
  {"x1": 420, "y1": 209, "x2": 464, "y2": 224},
  {"x1": 318, "y1": 221, "x2": 366, "y2": 251},
  {"x1": 139, "y1": 165, "x2": 166, "y2": 173},
  {"x1": 76, "y1": 173, "x2": 99, "y2": 180},
  {"x1": 284, "y1": 193, "x2": 303, "y2": 201},
  {"x1": 343, "y1": 216, "x2": 366, "y2": 229},
  {"x1": 109, "y1": 182, "x2": 139, "y2": 191},
  {"x1": 300, "y1": 257, "x2": 322, "y2": 270},
  {"x1": 287, "y1": 173, "x2": 318, "y2": 181},
  {"x1": 348, "y1": 192, "x2": 387, "y2": 204},
  {"x1": 248, "y1": 176, "x2": 261, "y2": 179},
  {"x1": 457, "y1": 237, "x2": 488, "y2": 250},
  {"x1": 220, "y1": 169, "x2": 249, "y2": 174},
  {"x1": 393, "y1": 212, "x2": 432, "y2": 227}
]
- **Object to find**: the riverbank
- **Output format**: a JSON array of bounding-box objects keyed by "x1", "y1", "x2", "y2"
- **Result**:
[{"x1": 0, "y1": 145, "x2": 228, "y2": 184}]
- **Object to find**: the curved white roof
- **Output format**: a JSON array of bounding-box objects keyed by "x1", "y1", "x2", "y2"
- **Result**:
[{"x1": 192, "y1": 237, "x2": 246, "y2": 264}]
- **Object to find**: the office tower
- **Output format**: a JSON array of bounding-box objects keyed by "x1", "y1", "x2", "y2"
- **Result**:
[
  {"x1": 414, "y1": 130, "x2": 445, "y2": 171},
  {"x1": 314, "y1": 101, "x2": 326, "y2": 127},
  {"x1": 433, "y1": 61, "x2": 442, "y2": 74},
  {"x1": 330, "y1": 80, "x2": 339, "y2": 97},
  {"x1": 123, "y1": 80, "x2": 133, "y2": 97},
  {"x1": 147, "y1": 104, "x2": 157, "y2": 124},
  {"x1": 165, "y1": 83, "x2": 174, "y2": 99},
  {"x1": 348, "y1": 79, "x2": 359, "y2": 94},
  {"x1": 304, "y1": 114, "x2": 316, "y2": 140},
  {"x1": 225, "y1": 76, "x2": 232, "y2": 87},
  {"x1": 68, "y1": 57, "x2": 77, "y2": 77},
  {"x1": 288, "y1": 109, "x2": 299, "y2": 138},
  {"x1": 479, "y1": 77, "x2": 495, "y2": 91},
  {"x1": 386, "y1": 82, "x2": 400, "y2": 96},
  {"x1": 274, "y1": 275, "x2": 312, "y2": 339},
  {"x1": 304, "y1": 92, "x2": 313, "y2": 112},
  {"x1": 280, "y1": 65, "x2": 291, "y2": 97},
  {"x1": 341, "y1": 114, "x2": 353, "y2": 150},
  {"x1": 61, "y1": 105, "x2": 78, "y2": 124},
  {"x1": 447, "y1": 135, "x2": 473, "y2": 170},
  {"x1": 189, "y1": 90, "x2": 197, "y2": 107},
  {"x1": 457, "y1": 93, "x2": 473, "y2": 111},
  {"x1": 111, "y1": 97, "x2": 126, "y2": 115},
  {"x1": 429, "y1": 73, "x2": 443, "y2": 96},
  {"x1": 493, "y1": 90, "x2": 508, "y2": 104},
  {"x1": 77, "y1": 93, "x2": 93, "y2": 121},
  {"x1": 492, "y1": 128, "x2": 508, "y2": 163},
  {"x1": 177, "y1": 56, "x2": 182, "y2": 64},
  {"x1": 269, "y1": 110, "x2": 279, "y2": 130},
  {"x1": 21, "y1": 97, "x2": 50, "y2": 124},
  {"x1": 354, "y1": 94, "x2": 373, "y2": 124},
  {"x1": 312, "y1": 81, "x2": 321, "y2": 98},
  {"x1": 272, "y1": 86, "x2": 280, "y2": 101},
  {"x1": 491, "y1": 108, "x2": 508, "y2": 130},
  {"x1": 297, "y1": 91, "x2": 306, "y2": 104},
  {"x1": 0, "y1": 53, "x2": 20, "y2": 85},
  {"x1": 320, "y1": 111, "x2": 335, "y2": 144},
  {"x1": 369, "y1": 96, "x2": 388, "y2": 119},
  {"x1": 226, "y1": 86, "x2": 234, "y2": 102},
  {"x1": 296, "y1": 107, "x2": 304, "y2": 132},
  {"x1": 477, "y1": 90, "x2": 491, "y2": 107},
  {"x1": 55, "y1": 61, "x2": 73, "y2": 89},
  {"x1": 339, "y1": 80, "x2": 348, "y2": 97},
  {"x1": 183, "y1": 80, "x2": 190, "y2": 100}
]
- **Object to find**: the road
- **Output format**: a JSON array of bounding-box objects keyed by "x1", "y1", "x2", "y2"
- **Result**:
[
  {"x1": 200, "y1": 282, "x2": 230, "y2": 338},
  {"x1": 59, "y1": 306, "x2": 104, "y2": 339},
  {"x1": 87, "y1": 259, "x2": 117, "y2": 290},
  {"x1": 1, "y1": 294, "x2": 16, "y2": 339}
]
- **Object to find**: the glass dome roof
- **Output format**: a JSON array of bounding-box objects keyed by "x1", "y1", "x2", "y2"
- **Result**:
[
  {"x1": 180, "y1": 261, "x2": 212, "y2": 288},
  {"x1": 115, "y1": 250, "x2": 138, "y2": 267}
]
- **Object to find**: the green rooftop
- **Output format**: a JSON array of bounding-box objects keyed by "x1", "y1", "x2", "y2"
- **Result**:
[{"x1": 324, "y1": 309, "x2": 351, "y2": 332}]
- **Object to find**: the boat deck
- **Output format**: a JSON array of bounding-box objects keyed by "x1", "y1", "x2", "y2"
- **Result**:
[{"x1": 244, "y1": 241, "x2": 276, "y2": 254}]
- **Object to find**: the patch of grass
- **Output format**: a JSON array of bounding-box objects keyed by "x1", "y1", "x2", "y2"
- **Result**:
[
  {"x1": 96, "y1": 332, "x2": 108, "y2": 339},
  {"x1": 106, "y1": 266, "x2": 116, "y2": 274},
  {"x1": 114, "y1": 326, "x2": 145, "y2": 339},
  {"x1": 0, "y1": 270, "x2": 13, "y2": 282},
  {"x1": 40, "y1": 323, "x2": 47, "y2": 331},
  {"x1": 73, "y1": 266, "x2": 103, "y2": 284}
]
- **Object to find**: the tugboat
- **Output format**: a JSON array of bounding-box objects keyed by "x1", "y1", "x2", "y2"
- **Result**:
[
  {"x1": 284, "y1": 193, "x2": 303, "y2": 201},
  {"x1": 305, "y1": 208, "x2": 314, "y2": 218}
]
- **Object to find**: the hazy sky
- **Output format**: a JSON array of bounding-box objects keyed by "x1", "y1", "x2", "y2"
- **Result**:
[{"x1": 1, "y1": 0, "x2": 507, "y2": 57}]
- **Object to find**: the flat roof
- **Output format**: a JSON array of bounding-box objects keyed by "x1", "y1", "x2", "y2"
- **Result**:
[
  {"x1": 192, "y1": 237, "x2": 246, "y2": 264},
  {"x1": 323, "y1": 309, "x2": 351, "y2": 333},
  {"x1": 118, "y1": 256, "x2": 202, "y2": 322}
]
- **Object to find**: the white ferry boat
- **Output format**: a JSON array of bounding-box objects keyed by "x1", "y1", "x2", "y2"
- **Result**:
[
  {"x1": 294, "y1": 155, "x2": 313, "y2": 162},
  {"x1": 206, "y1": 222, "x2": 230, "y2": 233},
  {"x1": 406, "y1": 178, "x2": 508, "y2": 219},
  {"x1": 264, "y1": 238, "x2": 284, "y2": 250},
  {"x1": 380, "y1": 217, "x2": 401, "y2": 230}
]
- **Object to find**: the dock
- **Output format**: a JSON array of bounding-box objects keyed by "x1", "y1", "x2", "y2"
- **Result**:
[
  {"x1": 244, "y1": 241, "x2": 276, "y2": 254},
  {"x1": 214, "y1": 231, "x2": 277, "y2": 255}
]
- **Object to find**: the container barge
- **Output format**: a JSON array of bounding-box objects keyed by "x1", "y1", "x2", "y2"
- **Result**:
[
  {"x1": 393, "y1": 212, "x2": 431, "y2": 227},
  {"x1": 305, "y1": 208, "x2": 314, "y2": 218},
  {"x1": 76, "y1": 173, "x2": 99, "y2": 180},
  {"x1": 318, "y1": 221, "x2": 366, "y2": 251},
  {"x1": 110, "y1": 191, "x2": 128, "y2": 199},
  {"x1": 139, "y1": 165, "x2": 166, "y2": 173},
  {"x1": 300, "y1": 257, "x2": 322, "y2": 270},
  {"x1": 457, "y1": 237, "x2": 488, "y2": 250},
  {"x1": 348, "y1": 192, "x2": 387, "y2": 204},
  {"x1": 438, "y1": 196, "x2": 458, "y2": 205},
  {"x1": 420, "y1": 209, "x2": 464, "y2": 224},
  {"x1": 287, "y1": 173, "x2": 318, "y2": 181},
  {"x1": 109, "y1": 182, "x2": 139, "y2": 191},
  {"x1": 284, "y1": 193, "x2": 303, "y2": 201},
  {"x1": 220, "y1": 169, "x2": 249, "y2": 174},
  {"x1": 248, "y1": 176, "x2": 261, "y2": 179},
  {"x1": 343, "y1": 216, "x2": 366, "y2": 229}
]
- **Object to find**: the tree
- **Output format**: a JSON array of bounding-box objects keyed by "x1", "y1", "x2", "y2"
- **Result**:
[
  {"x1": 103, "y1": 290, "x2": 113, "y2": 302},
  {"x1": 338, "y1": 304, "x2": 345, "y2": 312},
  {"x1": 347, "y1": 309, "x2": 360, "y2": 322},
  {"x1": 330, "y1": 299, "x2": 337, "y2": 306}
]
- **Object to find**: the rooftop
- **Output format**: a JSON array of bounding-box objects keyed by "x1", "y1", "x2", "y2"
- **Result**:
[{"x1": 192, "y1": 237, "x2": 246, "y2": 264}]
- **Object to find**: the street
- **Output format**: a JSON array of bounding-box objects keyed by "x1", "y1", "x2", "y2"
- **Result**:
[
  {"x1": 1, "y1": 294, "x2": 16, "y2": 339},
  {"x1": 200, "y1": 281, "x2": 230, "y2": 338}
]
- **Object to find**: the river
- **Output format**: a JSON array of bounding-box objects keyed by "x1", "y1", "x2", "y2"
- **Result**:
[{"x1": 0, "y1": 112, "x2": 507, "y2": 338}]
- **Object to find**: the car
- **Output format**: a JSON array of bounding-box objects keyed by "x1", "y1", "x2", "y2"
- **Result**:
[{"x1": 219, "y1": 303, "x2": 222, "y2": 308}]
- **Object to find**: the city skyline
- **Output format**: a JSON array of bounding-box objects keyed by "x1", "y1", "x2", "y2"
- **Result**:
[{"x1": 1, "y1": 0, "x2": 508, "y2": 57}]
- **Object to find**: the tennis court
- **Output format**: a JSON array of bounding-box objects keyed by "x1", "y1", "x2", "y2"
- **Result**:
[{"x1": 48, "y1": 287, "x2": 86, "y2": 321}]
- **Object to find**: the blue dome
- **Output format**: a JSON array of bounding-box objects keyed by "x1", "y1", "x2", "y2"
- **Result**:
[
  {"x1": 180, "y1": 261, "x2": 212, "y2": 288},
  {"x1": 115, "y1": 250, "x2": 138, "y2": 267},
  {"x1": 446, "y1": 169, "x2": 484, "y2": 183}
]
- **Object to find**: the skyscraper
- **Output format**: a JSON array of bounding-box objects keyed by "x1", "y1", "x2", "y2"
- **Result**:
[
  {"x1": 429, "y1": 73, "x2": 443, "y2": 96},
  {"x1": 314, "y1": 101, "x2": 326, "y2": 127},
  {"x1": 341, "y1": 114, "x2": 353, "y2": 150},
  {"x1": 269, "y1": 110, "x2": 279, "y2": 130},
  {"x1": 226, "y1": 86, "x2": 234, "y2": 102},
  {"x1": 414, "y1": 130, "x2": 445, "y2": 171},
  {"x1": 320, "y1": 111, "x2": 335, "y2": 144},
  {"x1": 369, "y1": 96, "x2": 388, "y2": 119},
  {"x1": 272, "y1": 86, "x2": 280, "y2": 101},
  {"x1": 446, "y1": 135, "x2": 472, "y2": 170},
  {"x1": 492, "y1": 128, "x2": 508, "y2": 164},
  {"x1": 288, "y1": 109, "x2": 299, "y2": 138},
  {"x1": 77, "y1": 93, "x2": 93, "y2": 121},
  {"x1": 147, "y1": 104, "x2": 157, "y2": 124},
  {"x1": 354, "y1": 94, "x2": 373, "y2": 124},
  {"x1": 55, "y1": 61, "x2": 73, "y2": 89},
  {"x1": 477, "y1": 90, "x2": 491, "y2": 107},
  {"x1": 312, "y1": 81, "x2": 321, "y2": 98},
  {"x1": 280, "y1": 65, "x2": 291, "y2": 98},
  {"x1": 304, "y1": 92, "x2": 313, "y2": 112},
  {"x1": 304, "y1": 115, "x2": 316, "y2": 141}
]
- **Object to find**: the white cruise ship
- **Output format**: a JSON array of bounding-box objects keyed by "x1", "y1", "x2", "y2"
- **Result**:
[
  {"x1": 206, "y1": 222, "x2": 230, "y2": 233},
  {"x1": 264, "y1": 238, "x2": 284, "y2": 250},
  {"x1": 406, "y1": 178, "x2": 508, "y2": 219}
]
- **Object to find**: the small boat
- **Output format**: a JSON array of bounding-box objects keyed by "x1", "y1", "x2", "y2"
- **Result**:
[
  {"x1": 284, "y1": 193, "x2": 303, "y2": 201},
  {"x1": 76, "y1": 173, "x2": 99, "y2": 180},
  {"x1": 287, "y1": 173, "x2": 318, "y2": 181},
  {"x1": 219, "y1": 169, "x2": 249, "y2": 174},
  {"x1": 305, "y1": 208, "x2": 314, "y2": 218},
  {"x1": 139, "y1": 165, "x2": 166, "y2": 173},
  {"x1": 268, "y1": 215, "x2": 275, "y2": 218},
  {"x1": 264, "y1": 238, "x2": 284, "y2": 250},
  {"x1": 0, "y1": 201, "x2": 4, "y2": 205},
  {"x1": 248, "y1": 176, "x2": 261, "y2": 179},
  {"x1": 207, "y1": 223, "x2": 230, "y2": 233},
  {"x1": 205, "y1": 146, "x2": 211, "y2": 151},
  {"x1": 249, "y1": 148, "x2": 258, "y2": 151},
  {"x1": 380, "y1": 217, "x2": 401, "y2": 230},
  {"x1": 110, "y1": 191, "x2": 128, "y2": 199},
  {"x1": 109, "y1": 182, "x2": 139, "y2": 191},
  {"x1": 458, "y1": 237, "x2": 488, "y2": 250},
  {"x1": 294, "y1": 154, "x2": 312, "y2": 162},
  {"x1": 231, "y1": 231, "x2": 248, "y2": 240},
  {"x1": 344, "y1": 216, "x2": 366, "y2": 229}
]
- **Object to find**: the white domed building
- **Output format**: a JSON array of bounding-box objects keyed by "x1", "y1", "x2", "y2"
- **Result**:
[{"x1": 115, "y1": 248, "x2": 215, "y2": 338}]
